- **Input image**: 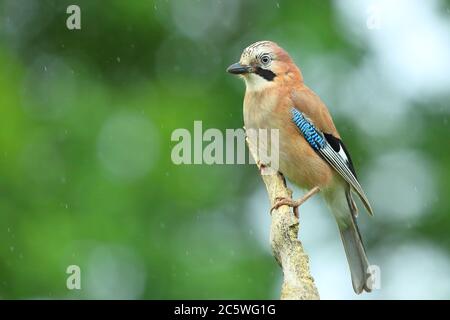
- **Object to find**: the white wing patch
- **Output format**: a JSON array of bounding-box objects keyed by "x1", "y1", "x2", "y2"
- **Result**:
[
  {"x1": 318, "y1": 142, "x2": 374, "y2": 216},
  {"x1": 337, "y1": 144, "x2": 349, "y2": 163}
]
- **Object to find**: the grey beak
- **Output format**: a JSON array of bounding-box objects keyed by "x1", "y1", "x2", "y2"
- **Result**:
[{"x1": 227, "y1": 62, "x2": 251, "y2": 75}]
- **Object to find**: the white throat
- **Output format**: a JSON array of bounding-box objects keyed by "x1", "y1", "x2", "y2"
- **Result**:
[{"x1": 244, "y1": 73, "x2": 275, "y2": 92}]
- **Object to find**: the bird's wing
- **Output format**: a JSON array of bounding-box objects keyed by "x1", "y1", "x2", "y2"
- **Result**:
[{"x1": 291, "y1": 107, "x2": 374, "y2": 216}]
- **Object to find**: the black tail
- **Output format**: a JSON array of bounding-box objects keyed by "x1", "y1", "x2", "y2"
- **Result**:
[
  {"x1": 327, "y1": 187, "x2": 372, "y2": 294},
  {"x1": 338, "y1": 215, "x2": 372, "y2": 293}
]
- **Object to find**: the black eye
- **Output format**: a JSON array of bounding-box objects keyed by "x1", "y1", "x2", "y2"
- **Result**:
[{"x1": 260, "y1": 54, "x2": 271, "y2": 65}]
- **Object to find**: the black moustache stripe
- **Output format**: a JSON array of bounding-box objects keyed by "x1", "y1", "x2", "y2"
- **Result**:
[{"x1": 255, "y1": 67, "x2": 276, "y2": 81}]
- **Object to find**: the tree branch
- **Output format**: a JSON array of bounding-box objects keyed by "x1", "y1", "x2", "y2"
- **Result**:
[{"x1": 246, "y1": 131, "x2": 320, "y2": 300}]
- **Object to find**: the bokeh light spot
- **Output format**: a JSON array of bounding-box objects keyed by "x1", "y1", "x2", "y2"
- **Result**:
[{"x1": 97, "y1": 112, "x2": 159, "y2": 182}]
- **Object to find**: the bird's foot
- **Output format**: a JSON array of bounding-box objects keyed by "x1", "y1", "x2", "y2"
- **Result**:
[
  {"x1": 271, "y1": 197, "x2": 302, "y2": 217},
  {"x1": 270, "y1": 186, "x2": 321, "y2": 218}
]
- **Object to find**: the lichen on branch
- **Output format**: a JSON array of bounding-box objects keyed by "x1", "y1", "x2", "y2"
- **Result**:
[{"x1": 246, "y1": 129, "x2": 320, "y2": 300}]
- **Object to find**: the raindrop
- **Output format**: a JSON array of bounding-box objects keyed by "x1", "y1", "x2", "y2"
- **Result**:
[{"x1": 22, "y1": 55, "x2": 76, "y2": 120}]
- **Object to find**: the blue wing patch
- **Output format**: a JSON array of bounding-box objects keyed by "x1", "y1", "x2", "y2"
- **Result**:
[
  {"x1": 291, "y1": 108, "x2": 374, "y2": 215},
  {"x1": 291, "y1": 108, "x2": 325, "y2": 150}
]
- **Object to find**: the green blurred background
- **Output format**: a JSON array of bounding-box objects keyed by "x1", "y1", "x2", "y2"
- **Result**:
[{"x1": 0, "y1": 0, "x2": 449, "y2": 299}]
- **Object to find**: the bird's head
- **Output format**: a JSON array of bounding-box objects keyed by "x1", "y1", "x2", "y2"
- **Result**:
[{"x1": 227, "y1": 41, "x2": 302, "y2": 91}]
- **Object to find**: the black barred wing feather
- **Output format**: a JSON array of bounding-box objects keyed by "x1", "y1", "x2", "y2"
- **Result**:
[{"x1": 291, "y1": 108, "x2": 374, "y2": 216}]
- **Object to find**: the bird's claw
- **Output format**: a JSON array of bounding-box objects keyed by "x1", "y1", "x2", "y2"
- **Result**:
[{"x1": 270, "y1": 197, "x2": 300, "y2": 218}]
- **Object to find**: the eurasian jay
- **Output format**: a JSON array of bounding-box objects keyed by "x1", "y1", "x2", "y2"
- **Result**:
[{"x1": 227, "y1": 41, "x2": 374, "y2": 294}]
